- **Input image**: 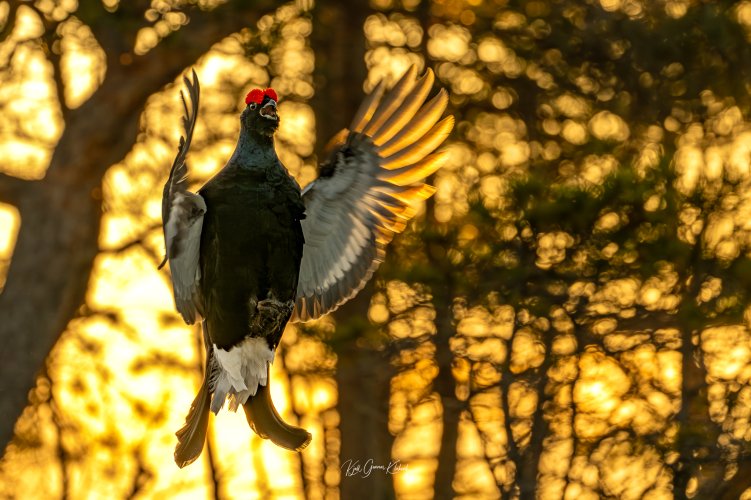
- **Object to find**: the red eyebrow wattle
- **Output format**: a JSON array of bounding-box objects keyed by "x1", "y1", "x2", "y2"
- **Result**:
[
  {"x1": 245, "y1": 88, "x2": 278, "y2": 105},
  {"x1": 245, "y1": 88, "x2": 264, "y2": 105},
  {"x1": 264, "y1": 88, "x2": 278, "y2": 101}
]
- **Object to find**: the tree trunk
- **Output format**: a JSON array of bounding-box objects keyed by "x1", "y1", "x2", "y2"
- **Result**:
[
  {"x1": 310, "y1": 0, "x2": 370, "y2": 150},
  {"x1": 0, "y1": 104, "x2": 124, "y2": 453},
  {"x1": 335, "y1": 329, "x2": 397, "y2": 500},
  {"x1": 516, "y1": 342, "x2": 552, "y2": 500},
  {"x1": 673, "y1": 328, "x2": 722, "y2": 499},
  {"x1": 433, "y1": 293, "x2": 461, "y2": 499},
  {"x1": 309, "y1": 2, "x2": 397, "y2": 499},
  {"x1": 0, "y1": 0, "x2": 278, "y2": 454}
]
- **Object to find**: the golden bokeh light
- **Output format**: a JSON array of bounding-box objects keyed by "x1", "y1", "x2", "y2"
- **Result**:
[{"x1": 4, "y1": 0, "x2": 751, "y2": 498}]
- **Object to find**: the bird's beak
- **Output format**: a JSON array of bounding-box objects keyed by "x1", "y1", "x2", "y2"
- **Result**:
[{"x1": 260, "y1": 100, "x2": 278, "y2": 120}]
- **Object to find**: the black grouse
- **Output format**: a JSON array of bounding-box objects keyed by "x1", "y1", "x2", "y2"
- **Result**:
[{"x1": 161, "y1": 67, "x2": 453, "y2": 468}]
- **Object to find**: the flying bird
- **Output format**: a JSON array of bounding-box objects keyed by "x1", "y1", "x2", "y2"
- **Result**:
[{"x1": 161, "y1": 66, "x2": 453, "y2": 468}]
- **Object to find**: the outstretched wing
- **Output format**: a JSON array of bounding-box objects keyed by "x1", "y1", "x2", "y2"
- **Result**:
[
  {"x1": 161, "y1": 69, "x2": 206, "y2": 325},
  {"x1": 292, "y1": 66, "x2": 453, "y2": 322}
]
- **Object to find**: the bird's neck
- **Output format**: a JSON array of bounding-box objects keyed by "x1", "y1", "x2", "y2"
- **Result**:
[{"x1": 229, "y1": 128, "x2": 277, "y2": 168}]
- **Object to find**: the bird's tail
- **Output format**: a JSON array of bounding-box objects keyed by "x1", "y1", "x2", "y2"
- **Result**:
[
  {"x1": 174, "y1": 321, "x2": 214, "y2": 468},
  {"x1": 243, "y1": 365, "x2": 312, "y2": 452}
]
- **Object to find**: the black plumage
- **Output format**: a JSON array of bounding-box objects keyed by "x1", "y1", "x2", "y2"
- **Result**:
[
  {"x1": 162, "y1": 67, "x2": 453, "y2": 468},
  {"x1": 164, "y1": 77, "x2": 310, "y2": 468},
  {"x1": 198, "y1": 133, "x2": 305, "y2": 351}
]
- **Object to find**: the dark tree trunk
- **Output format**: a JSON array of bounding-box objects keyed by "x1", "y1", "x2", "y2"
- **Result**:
[
  {"x1": 673, "y1": 328, "x2": 722, "y2": 499},
  {"x1": 308, "y1": 2, "x2": 398, "y2": 499},
  {"x1": 0, "y1": 0, "x2": 278, "y2": 454},
  {"x1": 432, "y1": 292, "x2": 461, "y2": 499},
  {"x1": 0, "y1": 103, "x2": 126, "y2": 453},
  {"x1": 673, "y1": 243, "x2": 723, "y2": 498},
  {"x1": 335, "y1": 327, "x2": 397, "y2": 500},
  {"x1": 310, "y1": 0, "x2": 370, "y2": 150},
  {"x1": 516, "y1": 336, "x2": 553, "y2": 500}
]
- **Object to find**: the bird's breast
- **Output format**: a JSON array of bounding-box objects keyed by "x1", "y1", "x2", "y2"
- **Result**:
[
  {"x1": 199, "y1": 166, "x2": 304, "y2": 270},
  {"x1": 203, "y1": 166, "x2": 301, "y2": 220}
]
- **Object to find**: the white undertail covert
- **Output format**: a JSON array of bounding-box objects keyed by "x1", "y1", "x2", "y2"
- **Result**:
[{"x1": 211, "y1": 337, "x2": 275, "y2": 413}]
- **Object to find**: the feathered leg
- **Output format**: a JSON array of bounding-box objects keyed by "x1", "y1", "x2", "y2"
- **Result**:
[
  {"x1": 242, "y1": 365, "x2": 312, "y2": 451},
  {"x1": 251, "y1": 294, "x2": 293, "y2": 345},
  {"x1": 174, "y1": 320, "x2": 215, "y2": 468}
]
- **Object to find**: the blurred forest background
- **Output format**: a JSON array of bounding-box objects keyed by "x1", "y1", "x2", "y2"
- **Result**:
[{"x1": 3, "y1": 0, "x2": 751, "y2": 498}]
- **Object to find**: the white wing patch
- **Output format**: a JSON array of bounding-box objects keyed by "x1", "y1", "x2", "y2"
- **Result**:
[
  {"x1": 165, "y1": 192, "x2": 188, "y2": 253},
  {"x1": 161, "y1": 70, "x2": 205, "y2": 325},
  {"x1": 166, "y1": 192, "x2": 206, "y2": 324}
]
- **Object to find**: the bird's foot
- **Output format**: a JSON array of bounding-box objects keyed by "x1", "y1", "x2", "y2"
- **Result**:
[{"x1": 250, "y1": 295, "x2": 293, "y2": 337}]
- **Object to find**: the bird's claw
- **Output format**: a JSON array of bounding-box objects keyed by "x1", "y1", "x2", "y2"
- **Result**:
[{"x1": 250, "y1": 297, "x2": 293, "y2": 337}]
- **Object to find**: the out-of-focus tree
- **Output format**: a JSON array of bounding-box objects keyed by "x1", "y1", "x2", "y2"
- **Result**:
[
  {"x1": 1, "y1": 1, "x2": 327, "y2": 497},
  {"x1": 370, "y1": 0, "x2": 751, "y2": 498},
  {"x1": 0, "y1": 0, "x2": 282, "y2": 453},
  {"x1": 7, "y1": 0, "x2": 751, "y2": 499}
]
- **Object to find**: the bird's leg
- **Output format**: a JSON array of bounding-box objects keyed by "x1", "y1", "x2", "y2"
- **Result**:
[{"x1": 250, "y1": 291, "x2": 293, "y2": 341}]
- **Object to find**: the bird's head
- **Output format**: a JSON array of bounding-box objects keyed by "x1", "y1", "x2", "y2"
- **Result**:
[{"x1": 241, "y1": 88, "x2": 279, "y2": 137}]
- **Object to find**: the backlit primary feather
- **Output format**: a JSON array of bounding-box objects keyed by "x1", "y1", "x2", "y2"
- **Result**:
[{"x1": 292, "y1": 67, "x2": 454, "y2": 322}]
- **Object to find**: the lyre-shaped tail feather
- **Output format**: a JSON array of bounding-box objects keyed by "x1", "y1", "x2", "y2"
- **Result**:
[
  {"x1": 174, "y1": 321, "x2": 213, "y2": 468},
  {"x1": 160, "y1": 69, "x2": 201, "y2": 270},
  {"x1": 243, "y1": 366, "x2": 311, "y2": 452}
]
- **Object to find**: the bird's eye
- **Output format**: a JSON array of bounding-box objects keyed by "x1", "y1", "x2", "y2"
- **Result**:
[{"x1": 249, "y1": 103, "x2": 258, "y2": 110}]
